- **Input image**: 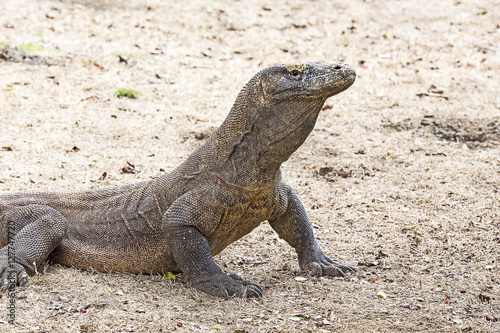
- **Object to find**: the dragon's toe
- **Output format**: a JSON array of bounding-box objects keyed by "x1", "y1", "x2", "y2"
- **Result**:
[{"x1": 192, "y1": 273, "x2": 263, "y2": 299}]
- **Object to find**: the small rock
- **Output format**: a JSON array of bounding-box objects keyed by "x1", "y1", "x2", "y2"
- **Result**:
[{"x1": 50, "y1": 301, "x2": 64, "y2": 310}]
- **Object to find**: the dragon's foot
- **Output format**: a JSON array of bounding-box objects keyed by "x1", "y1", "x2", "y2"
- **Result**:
[
  {"x1": 192, "y1": 273, "x2": 262, "y2": 300},
  {"x1": 300, "y1": 251, "x2": 355, "y2": 278},
  {"x1": 0, "y1": 258, "x2": 29, "y2": 292}
]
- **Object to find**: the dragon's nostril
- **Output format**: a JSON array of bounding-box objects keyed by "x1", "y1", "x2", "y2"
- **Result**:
[{"x1": 334, "y1": 65, "x2": 342, "y2": 70}]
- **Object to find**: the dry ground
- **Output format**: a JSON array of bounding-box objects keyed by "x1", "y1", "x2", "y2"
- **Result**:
[{"x1": 1, "y1": 0, "x2": 499, "y2": 332}]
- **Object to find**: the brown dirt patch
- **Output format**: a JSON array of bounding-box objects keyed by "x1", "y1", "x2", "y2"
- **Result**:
[
  {"x1": 0, "y1": 45, "x2": 50, "y2": 65},
  {"x1": 1, "y1": 0, "x2": 499, "y2": 332}
]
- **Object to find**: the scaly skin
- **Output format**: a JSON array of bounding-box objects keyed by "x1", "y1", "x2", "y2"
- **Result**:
[{"x1": 0, "y1": 62, "x2": 356, "y2": 298}]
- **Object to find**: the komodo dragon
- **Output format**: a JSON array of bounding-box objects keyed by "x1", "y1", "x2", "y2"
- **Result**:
[{"x1": 0, "y1": 62, "x2": 356, "y2": 299}]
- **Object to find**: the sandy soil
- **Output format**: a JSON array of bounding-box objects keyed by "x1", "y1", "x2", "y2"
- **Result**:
[{"x1": 0, "y1": 0, "x2": 499, "y2": 332}]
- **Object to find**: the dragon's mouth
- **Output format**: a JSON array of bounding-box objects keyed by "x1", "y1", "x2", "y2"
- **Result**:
[
  {"x1": 324, "y1": 73, "x2": 356, "y2": 98},
  {"x1": 299, "y1": 68, "x2": 356, "y2": 99}
]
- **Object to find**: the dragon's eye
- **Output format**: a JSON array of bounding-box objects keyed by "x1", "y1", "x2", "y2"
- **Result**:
[{"x1": 290, "y1": 69, "x2": 301, "y2": 77}]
